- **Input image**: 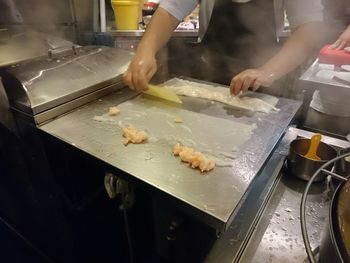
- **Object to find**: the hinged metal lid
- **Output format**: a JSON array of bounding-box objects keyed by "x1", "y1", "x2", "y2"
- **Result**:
[{"x1": 2, "y1": 46, "x2": 133, "y2": 115}]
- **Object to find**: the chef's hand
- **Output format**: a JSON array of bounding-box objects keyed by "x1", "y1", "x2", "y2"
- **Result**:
[
  {"x1": 230, "y1": 68, "x2": 276, "y2": 96},
  {"x1": 329, "y1": 25, "x2": 350, "y2": 50},
  {"x1": 123, "y1": 52, "x2": 157, "y2": 91}
]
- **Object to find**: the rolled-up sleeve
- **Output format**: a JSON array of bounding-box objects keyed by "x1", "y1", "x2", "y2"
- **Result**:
[
  {"x1": 159, "y1": 0, "x2": 198, "y2": 21},
  {"x1": 285, "y1": 0, "x2": 323, "y2": 29}
]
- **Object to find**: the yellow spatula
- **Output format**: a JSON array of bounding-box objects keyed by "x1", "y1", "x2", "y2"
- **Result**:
[
  {"x1": 304, "y1": 133, "x2": 322, "y2": 161},
  {"x1": 143, "y1": 84, "x2": 182, "y2": 104}
]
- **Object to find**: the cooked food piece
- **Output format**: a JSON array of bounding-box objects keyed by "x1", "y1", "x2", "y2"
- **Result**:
[
  {"x1": 199, "y1": 159, "x2": 215, "y2": 172},
  {"x1": 122, "y1": 125, "x2": 148, "y2": 146},
  {"x1": 173, "y1": 143, "x2": 183, "y2": 155},
  {"x1": 163, "y1": 78, "x2": 279, "y2": 113},
  {"x1": 109, "y1": 106, "x2": 120, "y2": 116},
  {"x1": 172, "y1": 143, "x2": 215, "y2": 172},
  {"x1": 174, "y1": 117, "x2": 183, "y2": 123}
]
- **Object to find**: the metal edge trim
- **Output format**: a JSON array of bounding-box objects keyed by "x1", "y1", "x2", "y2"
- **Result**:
[{"x1": 35, "y1": 82, "x2": 124, "y2": 125}]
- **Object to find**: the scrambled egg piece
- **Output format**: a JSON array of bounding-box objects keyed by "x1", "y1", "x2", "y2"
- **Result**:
[
  {"x1": 174, "y1": 117, "x2": 183, "y2": 123},
  {"x1": 109, "y1": 106, "x2": 120, "y2": 116},
  {"x1": 122, "y1": 125, "x2": 148, "y2": 146},
  {"x1": 173, "y1": 143, "x2": 215, "y2": 172}
]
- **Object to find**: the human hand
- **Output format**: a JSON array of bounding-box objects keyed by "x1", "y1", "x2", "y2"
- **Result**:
[
  {"x1": 329, "y1": 26, "x2": 350, "y2": 50},
  {"x1": 230, "y1": 68, "x2": 276, "y2": 96},
  {"x1": 123, "y1": 52, "x2": 157, "y2": 91}
]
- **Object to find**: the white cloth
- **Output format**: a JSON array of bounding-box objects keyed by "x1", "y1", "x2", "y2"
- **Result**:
[
  {"x1": 310, "y1": 89, "x2": 350, "y2": 117},
  {"x1": 308, "y1": 64, "x2": 350, "y2": 117}
]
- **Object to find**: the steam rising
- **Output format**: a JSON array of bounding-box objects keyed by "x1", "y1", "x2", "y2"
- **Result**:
[{"x1": 0, "y1": 0, "x2": 76, "y2": 43}]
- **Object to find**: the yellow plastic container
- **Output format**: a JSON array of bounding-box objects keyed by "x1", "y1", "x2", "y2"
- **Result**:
[{"x1": 111, "y1": 0, "x2": 140, "y2": 30}]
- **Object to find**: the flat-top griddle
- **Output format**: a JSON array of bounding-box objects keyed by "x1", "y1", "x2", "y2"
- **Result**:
[
  {"x1": 39, "y1": 85, "x2": 301, "y2": 230},
  {"x1": 2, "y1": 46, "x2": 301, "y2": 231}
]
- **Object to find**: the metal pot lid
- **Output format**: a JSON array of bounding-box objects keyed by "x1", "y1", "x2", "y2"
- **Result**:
[{"x1": 337, "y1": 177, "x2": 350, "y2": 258}]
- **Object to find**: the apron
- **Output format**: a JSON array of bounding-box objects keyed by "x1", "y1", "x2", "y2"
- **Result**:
[{"x1": 186, "y1": 0, "x2": 278, "y2": 85}]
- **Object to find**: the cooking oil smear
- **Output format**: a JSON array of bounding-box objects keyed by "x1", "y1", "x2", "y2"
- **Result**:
[
  {"x1": 165, "y1": 120, "x2": 175, "y2": 129},
  {"x1": 126, "y1": 110, "x2": 147, "y2": 117},
  {"x1": 201, "y1": 150, "x2": 237, "y2": 167},
  {"x1": 144, "y1": 151, "x2": 154, "y2": 161},
  {"x1": 93, "y1": 114, "x2": 116, "y2": 123},
  {"x1": 169, "y1": 174, "x2": 180, "y2": 184},
  {"x1": 203, "y1": 204, "x2": 216, "y2": 212},
  {"x1": 179, "y1": 124, "x2": 193, "y2": 134}
]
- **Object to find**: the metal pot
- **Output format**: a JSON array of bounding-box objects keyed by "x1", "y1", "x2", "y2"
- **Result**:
[
  {"x1": 335, "y1": 147, "x2": 350, "y2": 177},
  {"x1": 301, "y1": 152, "x2": 350, "y2": 263},
  {"x1": 319, "y1": 177, "x2": 350, "y2": 263},
  {"x1": 287, "y1": 138, "x2": 338, "y2": 182}
]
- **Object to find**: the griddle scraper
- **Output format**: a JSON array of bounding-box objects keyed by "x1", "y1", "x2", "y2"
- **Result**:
[{"x1": 143, "y1": 84, "x2": 182, "y2": 104}]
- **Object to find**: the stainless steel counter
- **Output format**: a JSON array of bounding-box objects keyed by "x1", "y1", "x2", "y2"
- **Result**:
[
  {"x1": 240, "y1": 171, "x2": 330, "y2": 263},
  {"x1": 38, "y1": 84, "x2": 301, "y2": 231},
  {"x1": 205, "y1": 127, "x2": 350, "y2": 263}
]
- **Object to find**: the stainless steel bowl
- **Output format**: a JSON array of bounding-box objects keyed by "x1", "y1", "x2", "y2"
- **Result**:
[{"x1": 287, "y1": 138, "x2": 338, "y2": 182}]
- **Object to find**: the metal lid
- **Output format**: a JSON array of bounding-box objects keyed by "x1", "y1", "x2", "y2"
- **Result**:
[{"x1": 2, "y1": 46, "x2": 133, "y2": 115}]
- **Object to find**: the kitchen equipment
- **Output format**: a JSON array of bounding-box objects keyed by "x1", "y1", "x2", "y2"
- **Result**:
[
  {"x1": 111, "y1": 0, "x2": 140, "y2": 30},
  {"x1": 301, "y1": 152, "x2": 350, "y2": 263},
  {"x1": 141, "y1": 1, "x2": 158, "y2": 28},
  {"x1": 2, "y1": 45, "x2": 133, "y2": 125},
  {"x1": 2, "y1": 44, "x2": 302, "y2": 232},
  {"x1": 287, "y1": 137, "x2": 337, "y2": 182},
  {"x1": 1, "y1": 45, "x2": 143, "y2": 262},
  {"x1": 38, "y1": 85, "x2": 301, "y2": 231},
  {"x1": 336, "y1": 147, "x2": 350, "y2": 177},
  {"x1": 304, "y1": 133, "x2": 321, "y2": 160},
  {"x1": 143, "y1": 84, "x2": 182, "y2": 104},
  {"x1": 300, "y1": 60, "x2": 350, "y2": 135},
  {"x1": 335, "y1": 176, "x2": 350, "y2": 260},
  {"x1": 214, "y1": 128, "x2": 350, "y2": 263},
  {"x1": 319, "y1": 45, "x2": 350, "y2": 66}
]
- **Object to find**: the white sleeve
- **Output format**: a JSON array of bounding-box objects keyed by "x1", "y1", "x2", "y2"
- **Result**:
[
  {"x1": 159, "y1": 0, "x2": 199, "y2": 21},
  {"x1": 285, "y1": 0, "x2": 324, "y2": 29}
]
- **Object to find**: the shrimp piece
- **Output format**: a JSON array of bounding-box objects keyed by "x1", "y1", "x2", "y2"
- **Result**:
[
  {"x1": 109, "y1": 106, "x2": 120, "y2": 116},
  {"x1": 190, "y1": 152, "x2": 204, "y2": 169},
  {"x1": 173, "y1": 143, "x2": 183, "y2": 155},
  {"x1": 122, "y1": 125, "x2": 148, "y2": 146},
  {"x1": 199, "y1": 159, "x2": 215, "y2": 172},
  {"x1": 173, "y1": 143, "x2": 215, "y2": 173},
  {"x1": 174, "y1": 117, "x2": 183, "y2": 123},
  {"x1": 179, "y1": 147, "x2": 195, "y2": 163}
]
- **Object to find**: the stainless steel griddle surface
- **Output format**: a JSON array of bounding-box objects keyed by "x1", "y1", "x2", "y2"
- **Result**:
[{"x1": 39, "y1": 86, "x2": 301, "y2": 229}]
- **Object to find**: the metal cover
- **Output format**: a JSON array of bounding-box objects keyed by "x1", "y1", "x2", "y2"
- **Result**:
[{"x1": 2, "y1": 46, "x2": 133, "y2": 115}]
